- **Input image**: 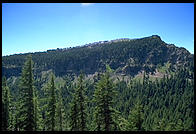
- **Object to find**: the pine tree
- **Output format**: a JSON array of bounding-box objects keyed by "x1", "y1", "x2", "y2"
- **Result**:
[
  {"x1": 56, "y1": 85, "x2": 64, "y2": 131},
  {"x1": 8, "y1": 92, "x2": 15, "y2": 131},
  {"x1": 70, "y1": 72, "x2": 87, "y2": 131},
  {"x1": 127, "y1": 101, "x2": 144, "y2": 131},
  {"x1": 2, "y1": 76, "x2": 11, "y2": 131},
  {"x1": 17, "y1": 55, "x2": 35, "y2": 131},
  {"x1": 70, "y1": 90, "x2": 79, "y2": 131},
  {"x1": 33, "y1": 89, "x2": 42, "y2": 131},
  {"x1": 93, "y1": 65, "x2": 117, "y2": 131},
  {"x1": 14, "y1": 100, "x2": 21, "y2": 131},
  {"x1": 45, "y1": 73, "x2": 56, "y2": 131},
  {"x1": 77, "y1": 73, "x2": 87, "y2": 131}
]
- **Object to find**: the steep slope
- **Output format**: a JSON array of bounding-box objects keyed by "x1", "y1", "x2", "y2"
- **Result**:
[{"x1": 2, "y1": 35, "x2": 194, "y2": 78}]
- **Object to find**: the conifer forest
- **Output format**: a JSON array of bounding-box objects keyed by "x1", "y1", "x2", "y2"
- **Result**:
[{"x1": 2, "y1": 36, "x2": 194, "y2": 131}]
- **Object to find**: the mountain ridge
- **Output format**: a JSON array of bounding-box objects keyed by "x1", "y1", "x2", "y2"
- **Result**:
[
  {"x1": 2, "y1": 35, "x2": 165, "y2": 56},
  {"x1": 2, "y1": 35, "x2": 194, "y2": 78}
]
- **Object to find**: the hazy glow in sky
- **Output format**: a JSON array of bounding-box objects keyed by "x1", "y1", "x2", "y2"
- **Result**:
[{"x1": 2, "y1": 3, "x2": 194, "y2": 56}]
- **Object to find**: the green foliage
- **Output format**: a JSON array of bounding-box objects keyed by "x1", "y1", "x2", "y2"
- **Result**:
[
  {"x1": 55, "y1": 84, "x2": 65, "y2": 131},
  {"x1": 33, "y1": 89, "x2": 42, "y2": 130},
  {"x1": 45, "y1": 73, "x2": 56, "y2": 131},
  {"x1": 2, "y1": 76, "x2": 11, "y2": 131},
  {"x1": 127, "y1": 101, "x2": 144, "y2": 131},
  {"x1": 2, "y1": 54, "x2": 194, "y2": 131},
  {"x1": 70, "y1": 89, "x2": 79, "y2": 131},
  {"x1": 93, "y1": 65, "x2": 118, "y2": 131},
  {"x1": 157, "y1": 61, "x2": 172, "y2": 74},
  {"x1": 70, "y1": 72, "x2": 88, "y2": 131},
  {"x1": 16, "y1": 55, "x2": 36, "y2": 131},
  {"x1": 117, "y1": 68, "x2": 194, "y2": 131}
]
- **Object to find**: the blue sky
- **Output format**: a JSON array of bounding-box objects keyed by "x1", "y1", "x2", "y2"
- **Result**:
[{"x1": 2, "y1": 3, "x2": 194, "y2": 56}]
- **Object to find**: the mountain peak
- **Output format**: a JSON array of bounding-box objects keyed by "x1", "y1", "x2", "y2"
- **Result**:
[
  {"x1": 150, "y1": 35, "x2": 161, "y2": 40},
  {"x1": 140, "y1": 35, "x2": 162, "y2": 42}
]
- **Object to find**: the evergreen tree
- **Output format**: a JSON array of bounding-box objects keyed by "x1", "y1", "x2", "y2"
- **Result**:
[
  {"x1": 127, "y1": 101, "x2": 144, "y2": 131},
  {"x1": 2, "y1": 76, "x2": 11, "y2": 131},
  {"x1": 8, "y1": 92, "x2": 15, "y2": 131},
  {"x1": 33, "y1": 89, "x2": 42, "y2": 131},
  {"x1": 77, "y1": 73, "x2": 87, "y2": 131},
  {"x1": 93, "y1": 65, "x2": 117, "y2": 131},
  {"x1": 70, "y1": 89, "x2": 79, "y2": 131},
  {"x1": 70, "y1": 72, "x2": 87, "y2": 131},
  {"x1": 56, "y1": 85, "x2": 64, "y2": 131},
  {"x1": 45, "y1": 73, "x2": 56, "y2": 131},
  {"x1": 14, "y1": 100, "x2": 21, "y2": 131},
  {"x1": 17, "y1": 55, "x2": 35, "y2": 131}
]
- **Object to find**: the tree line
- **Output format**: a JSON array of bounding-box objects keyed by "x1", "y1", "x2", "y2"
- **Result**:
[{"x1": 2, "y1": 55, "x2": 194, "y2": 131}]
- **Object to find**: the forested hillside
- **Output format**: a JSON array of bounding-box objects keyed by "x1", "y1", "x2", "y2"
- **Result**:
[
  {"x1": 2, "y1": 35, "x2": 194, "y2": 131},
  {"x1": 2, "y1": 35, "x2": 194, "y2": 78}
]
